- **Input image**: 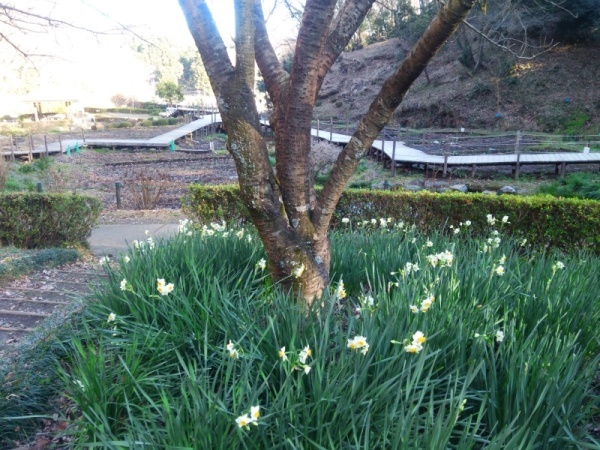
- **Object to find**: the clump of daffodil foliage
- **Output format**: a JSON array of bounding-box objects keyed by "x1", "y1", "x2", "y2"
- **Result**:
[{"x1": 5, "y1": 216, "x2": 598, "y2": 449}]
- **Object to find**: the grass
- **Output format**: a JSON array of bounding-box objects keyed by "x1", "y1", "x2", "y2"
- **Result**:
[
  {"x1": 1, "y1": 157, "x2": 73, "y2": 193},
  {"x1": 1, "y1": 216, "x2": 598, "y2": 449},
  {"x1": 537, "y1": 172, "x2": 600, "y2": 200}
]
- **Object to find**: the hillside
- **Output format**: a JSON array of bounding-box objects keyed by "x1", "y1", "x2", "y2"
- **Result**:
[{"x1": 315, "y1": 38, "x2": 600, "y2": 134}]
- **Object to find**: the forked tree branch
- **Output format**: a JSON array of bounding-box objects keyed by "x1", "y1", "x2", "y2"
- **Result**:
[
  {"x1": 274, "y1": 0, "x2": 338, "y2": 236},
  {"x1": 314, "y1": 0, "x2": 476, "y2": 234}
]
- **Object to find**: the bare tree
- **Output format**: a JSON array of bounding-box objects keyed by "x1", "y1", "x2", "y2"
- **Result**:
[{"x1": 178, "y1": 0, "x2": 475, "y2": 302}]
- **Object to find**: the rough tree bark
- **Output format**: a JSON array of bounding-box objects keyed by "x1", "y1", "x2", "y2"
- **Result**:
[{"x1": 177, "y1": 0, "x2": 475, "y2": 302}]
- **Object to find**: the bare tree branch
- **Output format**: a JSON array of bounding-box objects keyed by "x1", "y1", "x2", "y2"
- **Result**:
[
  {"x1": 0, "y1": 3, "x2": 116, "y2": 35},
  {"x1": 537, "y1": 0, "x2": 578, "y2": 18},
  {"x1": 0, "y1": 1, "x2": 159, "y2": 60},
  {"x1": 253, "y1": 0, "x2": 290, "y2": 107},
  {"x1": 0, "y1": 30, "x2": 27, "y2": 56},
  {"x1": 314, "y1": 0, "x2": 476, "y2": 234},
  {"x1": 276, "y1": 0, "x2": 338, "y2": 237},
  {"x1": 178, "y1": 0, "x2": 235, "y2": 99},
  {"x1": 235, "y1": 0, "x2": 256, "y2": 85},
  {"x1": 280, "y1": 0, "x2": 304, "y2": 22},
  {"x1": 317, "y1": 0, "x2": 375, "y2": 93},
  {"x1": 463, "y1": 19, "x2": 558, "y2": 59}
]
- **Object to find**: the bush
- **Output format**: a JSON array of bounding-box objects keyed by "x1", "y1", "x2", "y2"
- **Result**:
[
  {"x1": 107, "y1": 121, "x2": 133, "y2": 129},
  {"x1": 152, "y1": 118, "x2": 169, "y2": 126},
  {"x1": 105, "y1": 108, "x2": 148, "y2": 114},
  {"x1": 17, "y1": 162, "x2": 37, "y2": 173},
  {"x1": 183, "y1": 186, "x2": 600, "y2": 253},
  {"x1": 140, "y1": 118, "x2": 177, "y2": 127},
  {"x1": 122, "y1": 168, "x2": 172, "y2": 210},
  {"x1": 562, "y1": 111, "x2": 590, "y2": 138},
  {"x1": 0, "y1": 193, "x2": 102, "y2": 248},
  {"x1": 0, "y1": 155, "x2": 7, "y2": 189},
  {"x1": 183, "y1": 184, "x2": 248, "y2": 225},
  {"x1": 3, "y1": 178, "x2": 24, "y2": 191}
]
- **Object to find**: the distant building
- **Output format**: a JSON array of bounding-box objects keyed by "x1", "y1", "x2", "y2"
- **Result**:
[{"x1": 23, "y1": 97, "x2": 81, "y2": 121}]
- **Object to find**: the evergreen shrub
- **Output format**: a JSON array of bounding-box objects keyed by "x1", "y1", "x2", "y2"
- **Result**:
[
  {"x1": 152, "y1": 118, "x2": 169, "y2": 126},
  {"x1": 183, "y1": 185, "x2": 600, "y2": 252},
  {"x1": 107, "y1": 121, "x2": 133, "y2": 129},
  {"x1": 0, "y1": 193, "x2": 102, "y2": 248}
]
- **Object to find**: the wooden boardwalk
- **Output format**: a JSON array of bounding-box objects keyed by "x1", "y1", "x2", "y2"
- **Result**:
[
  {"x1": 3, "y1": 114, "x2": 599, "y2": 176},
  {"x1": 308, "y1": 125, "x2": 600, "y2": 175},
  {"x1": 0, "y1": 114, "x2": 222, "y2": 157}
]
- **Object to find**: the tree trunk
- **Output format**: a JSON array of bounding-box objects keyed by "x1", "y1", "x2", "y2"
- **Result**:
[{"x1": 179, "y1": 0, "x2": 475, "y2": 303}]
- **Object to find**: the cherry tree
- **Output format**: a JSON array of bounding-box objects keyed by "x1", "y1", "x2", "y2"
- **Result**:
[{"x1": 177, "y1": 0, "x2": 475, "y2": 301}]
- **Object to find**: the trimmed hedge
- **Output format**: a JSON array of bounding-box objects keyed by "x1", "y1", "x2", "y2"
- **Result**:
[
  {"x1": 183, "y1": 184, "x2": 247, "y2": 225},
  {"x1": 140, "y1": 118, "x2": 179, "y2": 127},
  {"x1": 0, "y1": 193, "x2": 102, "y2": 248},
  {"x1": 183, "y1": 185, "x2": 600, "y2": 253},
  {"x1": 107, "y1": 121, "x2": 133, "y2": 129}
]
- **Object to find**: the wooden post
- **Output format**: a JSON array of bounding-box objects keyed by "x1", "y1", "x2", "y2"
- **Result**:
[
  {"x1": 471, "y1": 164, "x2": 477, "y2": 177},
  {"x1": 9, "y1": 134, "x2": 15, "y2": 160},
  {"x1": 421, "y1": 132, "x2": 426, "y2": 148},
  {"x1": 28, "y1": 134, "x2": 34, "y2": 161},
  {"x1": 58, "y1": 134, "x2": 63, "y2": 154},
  {"x1": 391, "y1": 139, "x2": 397, "y2": 177},
  {"x1": 512, "y1": 130, "x2": 522, "y2": 178},
  {"x1": 443, "y1": 154, "x2": 449, "y2": 177},
  {"x1": 381, "y1": 135, "x2": 385, "y2": 164},
  {"x1": 115, "y1": 182, "x2": 122, "y2": 209},
  {"x1": 443, "y1": 143, "x2": 449, "y2": 177},
  {"x1": 37, "y1": 182, "x2": 42, "y2": 192},
  {"x1": 316, "y1": 119, "x2": 320, "y2": 139},
  {"x1": 329, "y1": 117, "x2": 333, "y2": 142},
  {"x1": 560, "y1": 161, "x2": 566, "y2": 177},
  {"x1": 44, "y1": 135, "x2": 49, "y2": 157},
  {"x1": 81, "y1": 129, "x2": 86, "y2": 143}
]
